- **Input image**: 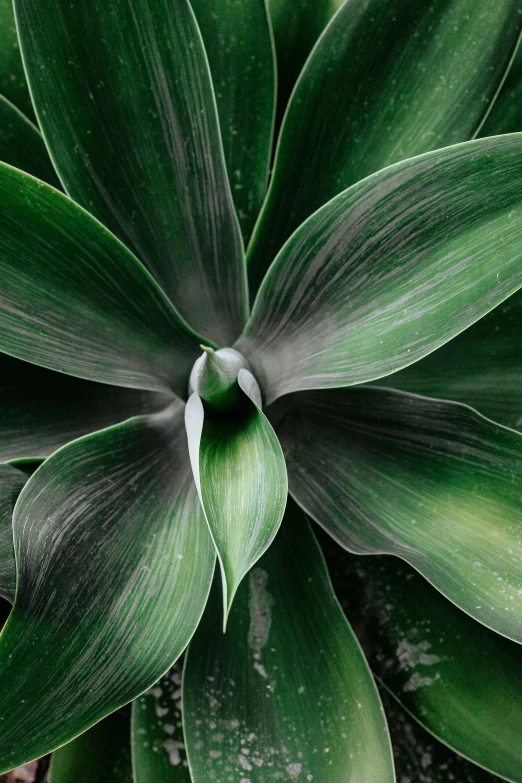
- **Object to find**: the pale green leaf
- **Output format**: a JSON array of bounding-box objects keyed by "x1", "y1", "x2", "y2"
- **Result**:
[{"x1": 238, "y1": 136, "x2": 522, "y2": 403}]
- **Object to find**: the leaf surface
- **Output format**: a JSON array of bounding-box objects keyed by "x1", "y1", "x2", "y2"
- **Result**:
[
  {"x1": 0, "y1": 0, "x2": 33, "y2": 118},
  {"x1": 383, "y1": 288, "x2": 522, "y2": 432},
  {"x1": 183, "y1": 502, "x2": 395, "y2": 783},
  {"x1": 480, "y1": 43, "x2": 522, "y2": 136},
  {"x1": 0, "y1": 354, "x2": 172, "y2": 462},
  {"x1": 0, "y1": 164, "x2": 203, "y2": 396},
  {"x1": 272, "y1": 386, "x2": 522, "y2": 644},
  {"x1": 0, "y1": 96, "x2": 59, "y2": 186},
  {"x1": 50, "y1": 708, "x2": 132, "y2": 783},
  {"x1": 132, "y1": 662, "x2": 190, "y2": 782},
  {"x1": 191, "y1": 0, "x2": 276, "y2": 243},
  {"x1": 15, "y1": 0, "x2": 247, "y2": 344},
  {"x1": 0, "y1": 464, "x2": 27, "y2": 602},
  {"x1": 326, "y1": 543, "x2": 522, "y2": 782},
  {"x1": 247, "y1": 0, "x2": 522, "y2": 291},
  {"x1": 185, "y1": 372, "x2": 287, "y2": 620},
  {"x1": 238, "y1": 136, "x2": 522, "y2": 403},
  {"x1": 0, "y1": 401, "x2": 214, "y2": 772}
]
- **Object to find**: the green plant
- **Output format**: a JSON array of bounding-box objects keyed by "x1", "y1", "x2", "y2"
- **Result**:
[{"x1": 1, "y1": 0, "x2": 522, "y2": 780}]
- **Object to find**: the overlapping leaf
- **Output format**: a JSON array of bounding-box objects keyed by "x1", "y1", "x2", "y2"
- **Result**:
[
  {"x1": 0, "y1": 164, "x2": 203, "y2": 396},
  {"x1": 247, "y1": 0, "x2": 522, "y2": 291},
  {"x1": 50, "y1": 708, "x2": 132, "y2": 783},
  {"x1": 183, "y1": 502, "x2": 395, "y2": 783},
  {"x1": 238, "y1": 135, "x2": 522, "y2": 403},
  {"x1": 15, "y1": 0, "x2": 247, "y2": 344},
  {"x1": 326, "y1": 544, "x2": 522, "y2": 782},
  {"x1": 191, "y1": 0, "x2": 276, "y2": 242},
  {"x1": 0, "y1": 401, "x2": 214, "y2": 772},
  {"x1": 273, "y1": 386, "x2": 522, "y2": 644},
  {"x1": 185, "y1": 372, "x2": 287, "y2": 620},
  {"x1": 480, "y1": 43, "x2": 522, "y2": 136},
  {"x1": 0, "y1": 0, "x2": 33, "y2": 118}
]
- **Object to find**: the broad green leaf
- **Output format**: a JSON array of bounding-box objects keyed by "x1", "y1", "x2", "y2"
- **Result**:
[
  {"x1": 15, "y1": 0, "x2": 247, "y2": 345},
  {"x1": 0, "y1": 0, "x2": 33, "y2": 119},
  {"x1": 0, "y1": 96, "x2": 59, "y2": 186},
  {"x1": 0, "y1": 353, "x2": 171, "y2": 462},
  {"x1": 480, "y1": 43, "x2": 522, "y2": 136},
  {"x1": 0, "y1": 163, "x2": 203, "y2": 396},
  {"x1": 383, "y1": 286, "x2": 522, "y2": 432},
  {"x1": 50, "y1": 708, "x2": 132, "y2": 783},
  {"x1": 183, "y1": 502, "x2": 395, "y2": 783},
  {"x1": 185, "y1": 371, "x2": 287, "y2": 620},
  {"x1": 132, "y1": 662, "x2": 190, "y2": 782},
  {"x1": 247, "y1": 0, "x2": 522, "y2": 292},
  {"x1": 378, "y1": 688, "x2": 502, "y2": 783},
  {"x1": 272, "y1": 386, "x2": 522, "y2": 644},
  {"x1": 0, "y1": 463, "x2": 27, "y2": 602},
  {"x1": 191, "y1": 0, "x2": 276, "y2": 243},
  {"x1": 268, "y1": 0, "x2": 343, "y2": 117},
  {"x1": 325, "y1": 543, "x2": 522, "y2": 782},
  {"x1": 0, "y1": 401, "x2": 215, "y2": 772},
  {"x1": 238, "y1": 136, "x2": 522, "y2": 403}
]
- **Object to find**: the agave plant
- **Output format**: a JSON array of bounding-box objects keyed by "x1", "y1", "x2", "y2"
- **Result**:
[{"x1": 2, "y1": 0, "x2": 522, "y2": 780}]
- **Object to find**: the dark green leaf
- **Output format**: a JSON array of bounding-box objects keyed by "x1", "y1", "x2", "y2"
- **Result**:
[
  {"x1": 0, "y1": 463, "x2": 27, "y2": 602},
  {"x1": 0, "y1": 163, "x2": 203, "y2": 397},
  {"x1": 325, "y1": 542, "x2": 522, "y2": 782},
  {"x1": 191, "y1": 0, "x2": 276, "y2": 243},
  {"x1": 15, "y1": 0, "x2": 247, "y2": 344},
  {"x1": 268, "y1": 0, "x2": 343, "y2": 118},
  {"x1": 185, "y1": 371, "x2": 287, "y2": 620},
  {"x1": 383, "y1": 288, "x2": 522, "y2": 432},
  {"x1": 0, "y1": 353, "x2": 171, "y2": 462},
  {"x1": 247, "y1": 0, "x2": 522, "y2": 292},
  {"x1": 132, "y1": 662, "x2": 190, "y2": 782},
  {"x1": 50, "y1": 708, "x2": 132, "y2": 783},
  {"x1": 183, "y1": 502, "x2": 395, "y2": 783},
  {"x1": 0, "y1": 96, "x2": 58, "y2": 186},
  {"x1": 272, "y1": 386, "x2": 522, "y2": 644},
  {"x1": 0, "y1": 400, "x2": 214, "y2": 772},
  {"x1": 0, "y1": 0, "x2": 33, "y2": 119},
  {"x1": 238, "y1": 136, "x2": 522, "y2": 403}
]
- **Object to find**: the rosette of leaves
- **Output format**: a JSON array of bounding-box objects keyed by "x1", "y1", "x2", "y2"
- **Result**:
[{"x1": 2, "y1": 0, "x2": 522, "y2": 780}]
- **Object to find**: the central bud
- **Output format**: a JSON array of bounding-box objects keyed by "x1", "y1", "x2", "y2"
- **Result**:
[{"x1": 189, "y1": 346, "x2": 261, "y2": 411}]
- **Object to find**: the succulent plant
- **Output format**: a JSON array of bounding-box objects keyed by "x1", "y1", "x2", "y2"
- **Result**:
[{"x1": 1, "y1": 0, "x2": 522, "y2": 780}]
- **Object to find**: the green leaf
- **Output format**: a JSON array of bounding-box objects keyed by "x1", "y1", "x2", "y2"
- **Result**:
[
  {"x1": 247, "y1": 0, "x2": 522, "y2": 292},
  {"x1": 0, "y1": 463, "x2": 28, "y2": 602},
  {"x1": 0, "y1": 96, "x2": 59, "y2": 186},
  {"x1": 15, "y1": 0, "x2": 247, "y2": 345},
  {"x1": 0, "y1": 354, "x2": 172, "y2": 462},
  {"x1": 326, "y1": 544, "x2": 522, "y2": 782},
  {"x1": 383, "y1": 286, "x2": 522, "y2": 432},
  {"x1": 191, "y1": 0, "x2": 276, "y2": 243},
  {"x1": 183, "y1": 501, "x2": 395, "y2": 783},
  {"x1": 50, "y1": 708, "x2": 132, "y2": 783},
  {"x1": 378, "y1": 688, "x2": 503, "y2": 783},
  {"x1": 272, "y1": 386, "x2": 522, "y2": 645},
  {"x1": 480, "y1": 42, "x2": 522, "y2": 136},
  {"x1": 238, "y1": 135, "x2": 522, "y2": 403},
  {"x1": 185, "y1": 371, "x2": 287, "y2": 621},
  {"x1": 0, "y1": 0, "x2": 33, "y2": 119},
  {"x1": 268, "y1": 0, "x2": 343, "y2": 117},
  {"x1": 0, "y1": 163, "x2": 203, "y2": 397},
  {"x1": 0, "y1": 400, "x2": 215, "y2": 772},
  {"x1": 132, "y1": 662, "x2": 191, "y2": 782}
]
